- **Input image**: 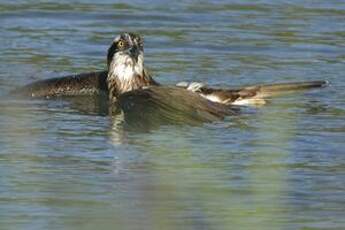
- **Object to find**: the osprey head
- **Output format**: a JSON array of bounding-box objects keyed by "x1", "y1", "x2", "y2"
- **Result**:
[
  {"x1": 107, "y1": 32, "x2": 144, "y2": 68},
  {"x1": 106, "y1": 33, "x2": 155, "y2": 100}
]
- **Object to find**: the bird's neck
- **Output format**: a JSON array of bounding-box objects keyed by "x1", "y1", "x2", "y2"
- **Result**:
[{"x1": 107, "y1": 57, "x2": 156, "y2": 103}]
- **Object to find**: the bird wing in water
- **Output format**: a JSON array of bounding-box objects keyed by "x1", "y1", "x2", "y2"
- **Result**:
[
  {"x1": 117, "y1": 86, "x2": 238, "y2": 126},
  {"x1": 179, "y1": 80, "x2": 329, "y2": 106},
  {"x1": 10, "y1": 71, "x2": 108, "y2": 97}
]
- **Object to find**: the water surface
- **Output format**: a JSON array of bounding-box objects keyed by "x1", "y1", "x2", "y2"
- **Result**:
[{"x1": 1, "y1": 1, "x2": 345, "y2": 229}]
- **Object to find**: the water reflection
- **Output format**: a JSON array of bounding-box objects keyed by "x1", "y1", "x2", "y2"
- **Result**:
[{"x1": 102, "y1": 102, "x2": 293, "y2": 229}]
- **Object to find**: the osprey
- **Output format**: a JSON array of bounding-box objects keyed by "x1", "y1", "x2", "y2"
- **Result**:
[{"x1": 11, "y1": 32, "x2": 328, "y2": 120}]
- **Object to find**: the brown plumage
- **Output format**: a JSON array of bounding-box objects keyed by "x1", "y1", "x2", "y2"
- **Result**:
[
  {"x1": 118, "y1": 86, "x2": 237, "y2": 125},
  {"x1": 10, "y1": 71, "x2": 108, "y2": 97}
]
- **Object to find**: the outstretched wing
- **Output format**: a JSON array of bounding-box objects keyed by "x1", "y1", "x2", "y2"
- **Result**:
[
  {"x1": 180, "y1": 80, "x2": 328, "y2": 106},
  {"x1": 10, "y1": 71, "x2": 109, "y2": 97},
  {"x1": 117, "y1": 86, "x2": 237, "y2": 126},
  {"x1": 11, "y1": 68, "x2": 159, "y2": 98}
]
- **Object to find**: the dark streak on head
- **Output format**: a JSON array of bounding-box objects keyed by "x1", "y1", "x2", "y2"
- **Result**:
[{"x1": 107, "y1": 42, "x2": 117, "y2": 67}]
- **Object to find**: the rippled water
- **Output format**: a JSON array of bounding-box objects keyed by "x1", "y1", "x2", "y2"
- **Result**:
[{"x1": 1, "y1": 1, "x2": 345, "y2": 229}]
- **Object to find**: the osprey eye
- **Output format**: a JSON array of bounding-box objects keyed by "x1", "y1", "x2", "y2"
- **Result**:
[{"x1": 117, "y1": 40, "x2": 125, "y2": 48}]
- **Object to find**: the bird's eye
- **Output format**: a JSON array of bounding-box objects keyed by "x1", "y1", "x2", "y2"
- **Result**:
[{"x1": 117, "y1": 40, "x2": 125, "y2": 48}]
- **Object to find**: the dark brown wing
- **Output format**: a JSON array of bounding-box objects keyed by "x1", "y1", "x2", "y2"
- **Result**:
[
  {"x1": 117, "y1": 86, "x2": 237, "y2": 126},
  {"x1": 10, "y1": 71, "x2": 108, "y2": 97}
]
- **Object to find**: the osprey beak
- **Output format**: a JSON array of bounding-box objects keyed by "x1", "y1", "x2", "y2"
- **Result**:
[{"x1": 128, "y1": 46, "x2": 140, "y2": 62}]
